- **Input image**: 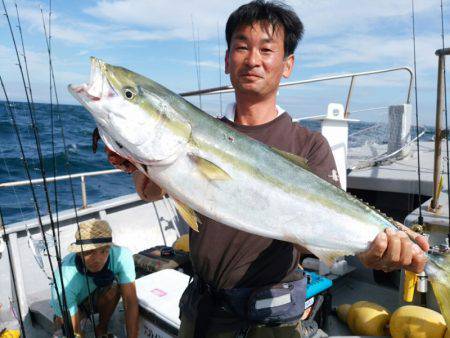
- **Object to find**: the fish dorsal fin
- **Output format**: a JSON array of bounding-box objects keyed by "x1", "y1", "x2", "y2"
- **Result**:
[
  {"x1": 271, "y1": 147, "x2": 310, "y2": 171},
  {"x1": 172, "y1": 198, "x2": 200, "y2": 232},
  {"x1": 191, "y1": 155, "x2": 231, "y2": 181},
  {"x1": 346, "y1": 190, "x2": 396, "y2": 226}
]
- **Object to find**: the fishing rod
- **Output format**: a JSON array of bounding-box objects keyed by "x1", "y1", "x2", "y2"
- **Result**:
[
  {"x1": 15, "y1": 0, "x2": 71, "y2": 330},
  {"x1": 440, "y1": 0, "x2": 450, "y2": 246},
  {"x1": 0, "y1": 139, "x2": 28, "y2": 223},
  {"x1": 7, "y1": 0, "x2": 65, "y2": 252},
  {"x1": 0, "y1": 74, "x2": 71, "y2": 333},
  {"x1": 0, "y1": 207, "x2": 27, "y2": 338},
  {"x1": 11, "y1": 1, "x2": 61, "y2": 247},
  {"x1": 39, "y1": 4, "x2": 98, "y2": 336},
  {"x1": 38, "y1": 4, "x2": 76, "y2": 336},
  {"x1": 40, "y1": 5, "x2": 99, "y2": 336},
  {"x1": 37, "y1": 0, "x2": 62, "y2": 256},
  {"x1": 191, "y1": 16, "x2": 202, "y2": 108},
  {"x1": 1, "y1": 1, "x2": 72, "y2": 334},
  {"x1": 196, "y1": 28, "x2": 202, "y2": 109},
  {"x1": 217, "y1": 22, "x2": 223, "y2": 116},
  {"x1": 411, "y1": 0, "x2": 424, "y2": 225},
  {"x1": 48, "y1": 1, "x2": 61, "y2": 258},
  {"x1": 13, "y1": 2, "x2": 32, "y2": 102}
]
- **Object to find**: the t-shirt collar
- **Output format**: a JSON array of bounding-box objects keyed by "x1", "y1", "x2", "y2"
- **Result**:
[{"x1": 221, "y1": 102, "x2": 286, "y2": 122}]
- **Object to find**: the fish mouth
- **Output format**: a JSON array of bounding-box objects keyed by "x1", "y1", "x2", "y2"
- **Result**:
[{"x1": 68, "y1": 57, "x2": 117, "y2": 104}]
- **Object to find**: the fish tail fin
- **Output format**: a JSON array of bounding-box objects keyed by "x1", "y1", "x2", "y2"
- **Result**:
[{"x1": 427, "y1": 251, "x2": 450, "y2": 327}]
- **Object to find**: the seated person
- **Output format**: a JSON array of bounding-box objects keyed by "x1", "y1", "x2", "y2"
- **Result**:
[{"x1": 50, "y1": 219, "x2": 138, "y2": 338}]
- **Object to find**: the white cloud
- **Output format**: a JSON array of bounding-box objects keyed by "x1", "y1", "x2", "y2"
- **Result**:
[
  {"x1": 182, "y1": 60, "x2": 222, "y2": 70},
  {"x1": 0, "y1": 44, "x2": 12, "y2": 59},
  {"x1": 83, "y1": 0, "x2": 241, "y2": 40},
  {"x1": 300, "y1": 33, "x2": 447, "y2": 71},
  {"x1": 0, "y1": 35, "x2": 86, "y2": 103},
  {"x1": 5, "y1": 1, "x2": 164, "y2": 46},
  {"x1": 291, "y1": 0, "x2": 440, "y2": 38},
  {"x1": 82, "y1": 0, "x2": 444, "y2": 42},
  {"x1": 10, "y1": 0, "x2": 448, "y2": 50},
  {"x1": 2, "y1": 0, "x2": 448, "y2": 116}
]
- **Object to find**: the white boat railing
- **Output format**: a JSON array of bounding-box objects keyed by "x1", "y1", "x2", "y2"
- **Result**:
[
  {"x1": 0, "y1": 168, "x2": 123, "y2": 210},
  {"x1": 180, "y1": 66, "x2": 414, "y2": 118}
]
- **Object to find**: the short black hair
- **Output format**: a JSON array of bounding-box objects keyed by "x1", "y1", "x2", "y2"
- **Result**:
[{"x1": 225, "y1": 0, "x2": 304, "y2": 57}]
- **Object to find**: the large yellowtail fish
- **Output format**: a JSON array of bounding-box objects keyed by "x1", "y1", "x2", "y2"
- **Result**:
[{"x1": 69, "y1": 58, "x2": 450, "y2": 325}]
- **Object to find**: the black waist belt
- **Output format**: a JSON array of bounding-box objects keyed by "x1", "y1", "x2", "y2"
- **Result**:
[{"x1": 179, "y1": 273, "x2": 307, "y2": 337}]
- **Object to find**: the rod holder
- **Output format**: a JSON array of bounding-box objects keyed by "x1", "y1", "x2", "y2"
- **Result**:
[
  {"x1": 435, "y1": 48, "x2": 450, "y2": 56},
  {"x1": 430, "y1": 51, "x2": 447, "y2": 210},
  {"x1": 81, "y1": 176, "x2": 88, "y2": 209}
]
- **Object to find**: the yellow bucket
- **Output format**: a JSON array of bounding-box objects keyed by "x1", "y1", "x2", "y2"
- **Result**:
[
  {"x1": 403, "y1": 270, "x2": 417, "y2": 302},
  {"x1": 0, "y1": 330, "x2": 20, "y2": 338}
]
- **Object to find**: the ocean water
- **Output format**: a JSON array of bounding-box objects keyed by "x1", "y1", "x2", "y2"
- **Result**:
[
  {"x1": 0, "y1": 101, "x2": 136, "y2": 226},
  {"x1": 0, "y1": 101, "x2": 433, "y2": 226}
]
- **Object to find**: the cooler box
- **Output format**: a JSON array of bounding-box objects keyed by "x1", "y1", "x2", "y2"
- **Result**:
[{"x1": 136, "y1": 269, "x2": 190, "y2": 337}]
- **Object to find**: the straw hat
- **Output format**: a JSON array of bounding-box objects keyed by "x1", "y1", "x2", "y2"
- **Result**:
[{"x1": 68, "y1": 219, "x2": 113, "y2": 253}]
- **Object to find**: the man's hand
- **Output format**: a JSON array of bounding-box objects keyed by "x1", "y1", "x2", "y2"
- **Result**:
[
  {"x1": 132, "y1": 171, "x2": 164, "y2": 202},
  {"x1": 105, "y1": 146, "x2": 137, "y2": 174},
  {"x1": 105, "y1": 146, "x2": 164, "y2": 202},
  {"x1": 357, "y1": 223, "x2": 429, "y2": 274}
]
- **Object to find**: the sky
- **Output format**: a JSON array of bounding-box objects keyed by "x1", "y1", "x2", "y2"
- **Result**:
[{"x1": 0, "y1": 0, "x2": 449, "y2": 125}]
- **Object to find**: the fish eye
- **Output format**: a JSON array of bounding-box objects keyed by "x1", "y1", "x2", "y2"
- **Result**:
[{"x1": 123, "y1": 88, "x2": 136, "y2": 100}]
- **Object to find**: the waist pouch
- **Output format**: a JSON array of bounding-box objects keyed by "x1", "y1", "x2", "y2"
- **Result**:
[{"x1": 179, "y1": 274, "x2": 307, "y2": 326}]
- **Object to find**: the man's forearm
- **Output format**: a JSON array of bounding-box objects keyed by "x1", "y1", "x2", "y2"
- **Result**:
[
  {"x1": 71, "y1": 312, "x2": 83, "y2": 338},
  {"x1": 124, "y1": 299, "x2": 139, "y2": 338}
]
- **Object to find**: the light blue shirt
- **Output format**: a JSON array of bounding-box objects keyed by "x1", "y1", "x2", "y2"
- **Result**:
[{"x1": 50, "y1": 245, "x2": 135, "y2": 316}]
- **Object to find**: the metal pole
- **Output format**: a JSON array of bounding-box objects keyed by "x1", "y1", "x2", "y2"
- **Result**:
[
  {"x1": 1, "y1": 209, "x2": 27, "y2": 337},
  {"x1": 81, "y1": 176, "x2": 87, "y2": 209},
  {"x1": 344, "y1": 76, "x2": 355, "y2": 118},
  {"x1": 0, "y1": 168, "x2": 120, "y2": 189},
  {"x1": 7, "y1": 232, "x2": 29, "y2": 322},
  {"x1": 430, "y1": 54, "x2": 446, "y2": 210},
  {"x1": 179, "y1": 67, "x2": 413, "y2": 100}
]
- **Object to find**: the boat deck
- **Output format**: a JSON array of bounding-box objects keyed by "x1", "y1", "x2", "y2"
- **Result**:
[
  {"x1": 348, "y1": 140, "x2": 449, "y2": 247},
  {"x1": 348, "y1": 140, "x2": 437, "y2": 196},
  {"x1": 1, "y1": 140, "x2": 449, "y2": 337},
  {"x1": 26, "y1": 261, "x2": 397, "y2": 337}
]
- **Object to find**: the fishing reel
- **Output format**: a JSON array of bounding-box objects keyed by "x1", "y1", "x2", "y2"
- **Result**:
[{"x1": 429, "y1": 237, "x2": 450, "y2": 255}]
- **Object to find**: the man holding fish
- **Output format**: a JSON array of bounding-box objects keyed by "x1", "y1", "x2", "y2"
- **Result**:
[{"x1": 104, "y1": 1, "x2": 429, "y2": 337}]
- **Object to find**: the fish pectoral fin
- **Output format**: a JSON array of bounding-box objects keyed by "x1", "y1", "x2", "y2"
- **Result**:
[
  {"x1": 92, "y1": 127, "x2": 101, "y2": 153},
  {"x1": 191, "y1": 155, "x2": 231, "y2": 181},
  {"x1": 271, "y1": 147, "x2": 310, "y2": 171},
  {"x1": 304, "y1": 245, "x2": 351, "y2": 267},
  {"x1": 172, "y1": 198, "x2": 200, "y2": 232}
]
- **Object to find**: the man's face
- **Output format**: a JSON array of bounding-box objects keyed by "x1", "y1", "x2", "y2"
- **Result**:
[
  {"x1": 80, "y1": 246, "x2": 110, "y2": 273},
  {"x1": 225, "y1": 21, "x2": 294, "y2": 99}
]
